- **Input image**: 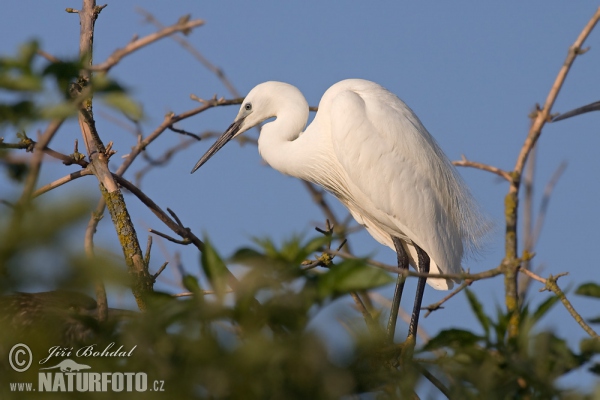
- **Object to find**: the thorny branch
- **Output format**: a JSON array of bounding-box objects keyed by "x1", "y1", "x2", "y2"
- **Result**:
[
  {"x1": 519, "y1": 268, "x2": 599, "y2": 338},
  {"x1": 89, "y1": 16, "x2": 205, "y2": 72},
  {"x1": 502, "y1": 7, "x2": 600, "y2": 337},
  {"x1": 76, "y1": 0, "x2": 152, "y2": 310}
]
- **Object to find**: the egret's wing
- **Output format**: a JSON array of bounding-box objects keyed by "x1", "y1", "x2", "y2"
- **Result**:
[{"x1": 328, "y1": 81, "x2": 467, "y2": 283}]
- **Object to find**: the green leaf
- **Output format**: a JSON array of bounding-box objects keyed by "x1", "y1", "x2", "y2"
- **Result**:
[
  {"x1": 423, "y1": 328, "x2": 482, "y2": 351},
  {"x1": 575, "y1": 282, "x2": 600, "y2": 298},
  {"x1": 201, "y1": 238, "x2": 230, "y2": 301},
  {"x1": 317, "y1": 259, "x2": 394, "y2": 299},
  {"x1": 532, "y1": 295, "x2": 559, "y2": 323},
  {"x1": 182, "y1": 274, "x2": 201, "y2": 294},
  {"x1": 102, "y1": 92, "x2": 143, "y2": 121},
  {"x1": 580, "y1": 338, "x2": 600, "y2": 356},
  {"x1": 465, "y1": 288, "x2": 490, "y2": 338},
  {"x1": 0, "y1": 74, "x2": 42, "y2": 91},
  {"x1": 39, "y1": 102, "x2": 78, "y2": 119},
  {"x1": 589, "y1": 316, "x2": 600, "y2": 324},
  {"x1": 43, "y1": 60, "x2": 82, "y2": 94},
  {"x1": 230, "y1": 247, "x2": 269, "y2": 269}
]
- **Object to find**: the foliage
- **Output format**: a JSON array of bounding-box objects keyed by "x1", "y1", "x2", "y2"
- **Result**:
[
  {"x1": 1, "y1": 206, "x2": 599, "y2": 399},
  {"x1": 0, "y1": 41, "x2": 140, "y2": 130}
]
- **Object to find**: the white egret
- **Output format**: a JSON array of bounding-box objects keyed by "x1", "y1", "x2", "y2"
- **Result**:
[{"x1": 191, "y1": 79, "x2": 486, "y2": 342}]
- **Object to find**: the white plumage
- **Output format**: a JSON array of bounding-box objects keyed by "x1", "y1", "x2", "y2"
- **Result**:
[{"x1": 193, "y1": 79, "x2": 486, "y2": 291}]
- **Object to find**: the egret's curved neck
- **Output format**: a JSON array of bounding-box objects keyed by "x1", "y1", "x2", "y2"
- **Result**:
[{"x1": 257, "y1": 109, "x2": 313, "y2": 179}]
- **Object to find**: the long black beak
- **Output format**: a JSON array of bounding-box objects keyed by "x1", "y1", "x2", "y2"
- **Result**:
[
  {"x1": 190, "y1": 118, "x2": 244, "y2": 174},
  {"x1": 553, "y1": 100, "x2": 600, "y2": 122}
]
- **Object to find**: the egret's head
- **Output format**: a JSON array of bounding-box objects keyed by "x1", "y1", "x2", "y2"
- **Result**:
[{"x1": 190, "y1": 82, "x2": 305, "y2": 174}]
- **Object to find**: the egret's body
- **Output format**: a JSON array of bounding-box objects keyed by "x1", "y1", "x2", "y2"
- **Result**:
[{"x1": 192, "y1": 79, "x2": 486, "y2": 340}]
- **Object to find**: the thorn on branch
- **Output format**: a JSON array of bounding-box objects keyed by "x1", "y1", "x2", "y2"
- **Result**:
[
  {"x1": 152, "y1": 261, "x2": 168, "y2": 282},
  {"x1": 177, "y1": 14, "x2": 192, "y2": 35},
  {"x1": 144, "y1": 236, "x2": 153, "y2": 267},
  {"x1": 167, "y1": 208, "x2": 185, "y2": 228},
  {"x1": 104, "y1": 141, "x2": 117, "y2": 159},
  {"x1": 528, "y1": 104, "x2": 543, "y2": 120},
  {"x1": 149, "y1": 228, "x2": 191, "y2": 245},
  {"x1": 94, "y1": 4, "x2": 108, "y2": 16}
]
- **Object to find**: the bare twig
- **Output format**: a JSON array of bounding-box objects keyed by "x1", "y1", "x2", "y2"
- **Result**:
[
  {"x1": 33, "y1": 169, "x2": 93, "y2": 197},
  {"x1": 519, "y1": 145, "x2": 536, "y2": 303},
  {"x1": 519, "y1": 268, "x2": 599, "y2": 338},
  {"x1": 520, "y1": 161, "x2": 567, "y2": 298},
  {"x1": 149, "y1": 229, "x2": 191, "y2": 245},
  {"x1": 83, "y1": 199, "x2": 108, "y2": 322},
  {"x1": 514, "y1": 8, "x2": 600, "y2": 176},
  {"x1": 422, "y1": 279, "x2": 474, "y2": 318},
  {"x1": 17, "y1": 119, "x2": 64, "y2": 206},
  {"x1": 302, "y1": 181, "x2": 342, "y2": 228},
  {"x1": 173, "y1": 290, "x2": 232, "y2": 297},
  {"x1": 90, "y1": 17, "x2": 205, "y2": 72},
  {"x1": 136, "y1": 8, "x2": 240, "y2": 98},
  {"x1": 116, "y1": 98, "x2": 242, "y2": 177},
  {"x1": 370, "y1": 293, "x2": 431, "y2": 343},
  {"x1": 503, "y1": 7, "x2": 600, "y2": 338},
  {"x1": 36, "y1": 49, "x2": 60, "y2": 63},
  {"x1": 453, "y1": 155, "x2": 512, "y2": 182},
  {"x1": 168, "y1": 125, "x2": 202, "y2": 141},
  {"x1": 326, "y1": 249, "x2": 504, "y2": 281},
  {"x1": 531, "y1": 161, "x2": 567, "y2": 246},
  {"x1": 152, "y1": 261, "x2": 169, "y2": 281}
]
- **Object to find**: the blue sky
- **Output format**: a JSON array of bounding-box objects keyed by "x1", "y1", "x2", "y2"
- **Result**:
[{"x1": 1, "y1": 1, "x2": 599, "y2": 393}]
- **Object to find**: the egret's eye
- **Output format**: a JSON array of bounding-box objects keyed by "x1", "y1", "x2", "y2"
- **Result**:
[{"x1": 244, "y1": 103, "x2": 252, "y2": 111}]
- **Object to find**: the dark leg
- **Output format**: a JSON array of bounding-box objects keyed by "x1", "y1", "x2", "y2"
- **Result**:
[
  {"x1": 386, "y1": 236, "x2": 409, "y2": 343},
  {"x1": 407, "y1": 244, "x2": 430, "y2": 340}
]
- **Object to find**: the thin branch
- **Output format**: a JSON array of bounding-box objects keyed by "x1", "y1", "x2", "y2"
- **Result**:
[
  {"x1": 520, "y1": 161, "x2": 567, "y2": 298},
  {"x1": 503, "y1": 7, "x2": 600, "y2": 338},
  {"x1": 302, "y1": 181, "x2": 342, "y2": 227},
  {"x1": 531, "y1": 161, "x2": 567, "y2": 246},
  {"x1": 514, "y1": 7, "x2": 600, "y2": 176},
  {"x1": 519, "y1": 268, "x2": 599, "y2": 338},
  {"x1": 90, "y1": 17, "x2": 205, "y2": 72},
  {"x1": 116, "y1": 98, "x2": 242, "y2": 177},
  {"x1": 152, "y1": 261, "x2": 169, "y2": 281},
  {"x1": 33, "y1": 169, "x2": 93, "y2": 197},
  {"x1": 370, "y1": 292, "x2": 431, "y2": 343},
  {"x1": 36, "y1": 49, "x2": 60, "y2": 63},
  {"x1": 17, "y1": 119, "x2": 64, "y2": 206},
  {"x1": 167, "y1": 125, "x2": 202, "y2": 141},
  {"x1": 84, "y1": 198, "x2": 108, "y2": 323},
  {"x1": 422, "y1": 279, "x2": 474, "y2": 318},
  {"x1": 326, "y1": 249, "x2": 504, "y2": 281},
  {"x1": 136, "y1": 8, "x2": 240, "y2": 98},
  {"x1": 349, "y1": 292, "x2": 380, "y2": 337},
  {"x1": 519, "y1": 145, "x2": 536, "y2": 302},
  {"x1": 414, "y1": 363, "x2": 451, "y2": 399},
  {"x1": 173, "y1": 290, "x2": 232, "y2": 297},
  {"x1": 453, "y1": 155, "x2": 512, "y2": 182},
  {"x1": 149, "y1": 228, "x2": 191, "y2": 245}
]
